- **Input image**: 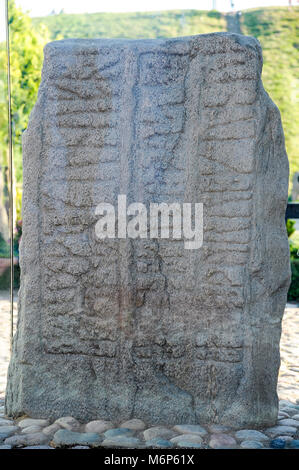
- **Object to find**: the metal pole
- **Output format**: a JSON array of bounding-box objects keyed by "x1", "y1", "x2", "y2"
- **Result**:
[{"x1": 5, "y1": 0, "x2": 14, "y2": 353}]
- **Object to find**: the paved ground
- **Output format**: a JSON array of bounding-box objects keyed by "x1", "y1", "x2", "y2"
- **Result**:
[{"x1": 0, "y1": 291, "x2": 298, "y2": 403}]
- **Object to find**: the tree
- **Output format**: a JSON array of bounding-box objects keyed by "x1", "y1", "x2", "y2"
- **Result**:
[{"x1": 0, "y1": 0, "x2": 50, "y2": 182}]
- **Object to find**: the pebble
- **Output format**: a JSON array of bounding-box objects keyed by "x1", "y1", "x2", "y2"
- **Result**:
[
  {"x1": 289, "y1": 440, "x2": 299, "y2": 449},
  {"x1": 18, "y1": 418, "x2": 49, "y2": 429},
  {"x1": 146, "y1": 438, "x2": 173, "y2": 448},
  {"x1": 278, "y1": 418, "x2": 299, "y2": 427},
  {"x1": 0, "y1": 418, "x2": 13, "y2": 426},
  {"x1": 270, "y1": 438, "x2": 286, "y2": 449},
  {"x1": 120, "y1": 419, "x2": 146, "y2": 431},
  {"x1": 240, "y1": 440, "x2": 264, "y2": 449},
  {"x1": 292, "y1": 414, "x2": 299, "y2": 420},
  {"x1": 276, "y1": 435, "x2": 294, "y2": 443},
  {"x1": 279, "y1": 407, "x2": 299, "y2": 416},
  {"x1": 235, "y1": 430, "x2": 268, "y2": 442},
  {"x1": 0, "y1": 425, "x2": 19, "y2": 439},
  {"x1": 21, "y1": 425, "x2": 42, "y2": 434},
  {"x1": 143, "y1": 426, "x2": 176, "y2": 441},
  {"x1": 101, "y1": 437, "x2": 142, "y2": 448},
  {"x1": 104, "y1": 428, "x2": 134, "y2": 438},
  {"x1": 278, "y1": 411, "x2": 290, "y2": 419},
  {"x1": 0, "y1": 445, "x2": 12, "y2": 449},
  {"x1": 22, "y1": 445, "x2": 54, "y2": 449},
  {"x1": 52, "y1": 430, "x2": 102, "y2": 448},
  {"x1": 85, "y1": 420, "x2": 114, "y2": 434},
  {"x1": 176, "y1": 441, "x2": 202, "y2": 448},
  {"x1": 209, "y1": 433, "x2": 237, "y2": 449},
  {"x1": 266, "y1": 425, "x2": 297, "y2": 437},
  {"x1": 173, "y1": 424, "x2": 207, "y2": 437},
  {"x1": 4, "y1": 432, "x2": 50, "y2": 448},
  {"x1": 170, "y1": 434, "x2": 203, "y2": 445},
  {"x1": 54, "y1": 416, "x2": 80, "y2": 432},
  {"x1": 42, "y1": 423, "x2": 61, "y2": 436}
]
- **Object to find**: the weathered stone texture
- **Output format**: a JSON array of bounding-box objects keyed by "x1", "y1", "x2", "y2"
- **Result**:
[{"x1": 6, "y1": 34, "x2": 290, "y2": 427}]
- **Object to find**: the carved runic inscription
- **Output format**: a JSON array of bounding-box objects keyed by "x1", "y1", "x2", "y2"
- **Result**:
[{"x1": 6, "y1": 35, "x2": 290, "y2": 428}]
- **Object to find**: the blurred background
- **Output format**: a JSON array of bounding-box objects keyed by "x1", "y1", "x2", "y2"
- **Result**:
[{"x1": 0, "y1": 0, "x2": 298, "y2": 297}]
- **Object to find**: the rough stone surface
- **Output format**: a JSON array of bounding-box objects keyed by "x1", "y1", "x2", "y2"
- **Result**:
[
  {"x1": 5, "y1": 34, "x2": 290, "y2": 427},
  {"x1": 52, "y1": 429, "x2": 102, "y2": 448}
]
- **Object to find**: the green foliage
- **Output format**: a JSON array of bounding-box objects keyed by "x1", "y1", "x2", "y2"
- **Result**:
[
  {"x1": 288, "y1": 240, "x2": 299, "y2": 301},
  {"x1": 0, "y1": 0, "x2": 50, "y2": 182},
  {"x1": 32, "y1": 10, "x2": 226, "y2": 40},
  {"x1": 286, "y1": 219, "x2": 296, "y2": 238},
  {"x1": 241, "y1": 7, "x2": 299, "y2": 192}
]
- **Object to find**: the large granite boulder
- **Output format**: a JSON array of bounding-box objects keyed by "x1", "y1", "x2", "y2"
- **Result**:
[{"x1": 6, "y1": 34, "x2": 290, "y2": 428}]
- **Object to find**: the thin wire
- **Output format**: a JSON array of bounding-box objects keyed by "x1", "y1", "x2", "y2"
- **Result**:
[{"x1": 5, "y1": 0, "x2": 14, "y2": 353}]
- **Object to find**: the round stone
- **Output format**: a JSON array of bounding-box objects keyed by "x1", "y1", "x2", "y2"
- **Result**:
[
  {"x1": 176, "y1": 441, "x2": 202, "y2": 448},
  {"x1": 173, "y1": 424, "x2": 207, "y2": 437},
  {"x1": 0, "y1": 418, "x2": 13, "y2": 426},
  {"x1": 170, "y1": 434, "x2": 203, "y2": 445},
  {"x1": 143, "y1": 427, "x2": 176, "y2": 441},
  {"x1": 85, "y1": 420, "x2": 114, "y2": 434},
  {"x1": 290, "y1": 440, "x2": 299, "y2": 449},
  {"x1": 21, "y1": 425, "x2": 42, "y2": 434},
  {"x1": 23, "y1": 445, "x2": 54, "y2": 449},
  {"x1": 279, "y1": 407, "x2": 299, "y2": 417},
  {"x1": 209, "y1": 433, "x2": 237, "y2": 449},
  {"x1": 146, "y1": 438, "x2": 173, "y2": 448},
  {"x1": 270, "y1": 438, "x2": 286, "y2": 449},
  {"x1": 42, "y1": 423, "x2": 61, "y2": 436},
  {"x1": 101, "y1": 436, "x2": 142, "y2": 448},
  {"x1": 240, "y1": 440, "x2": 264, "y2": 449},
  {"x1": 72, "y1": 446, "x2": 90, "y2": 449},
  {"x1": 120, "y1": 419, "x2": 146, "y2": 431},
  {"x1": 52, "y1": 429, "x2": 102, "y2": 448},
  {"x1": 278, "y1": 418, "x2": 299, "y2": 427},
  {"x1": 278, "y1": 411, "x2": 290, "y2": 419},
  {"x1": 4, "y1": 432, "x2": 50, "y2": 448},
  {"x1": 54, "y1": 416, "x2": 81, "y2": 432},
  {"x1": 0, "y1": 425, "x2": 19, "y2": 439},
  {"x1": 104, "y1": 428, "x2": 134, "y2": 438},
  {"x1": 266, "y1": 426, "x2": 297, "y2": 437},
  {"x1": 276, "y1": 435, "x2": 293, "y2": 443},
  {"x1": 235, "y1": 430, "x2": 268, "y2": 441},
  {"x1": 292, "y1": 414, "x2": 299, "y2": 421},
  {"x1": 18, "y1": 418, "x2": 49, "y2": 429}
]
